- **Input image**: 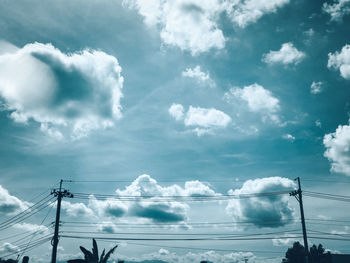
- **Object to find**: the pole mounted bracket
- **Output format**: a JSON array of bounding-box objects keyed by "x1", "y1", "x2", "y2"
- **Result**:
[
  {"x1": 290, "y1": 190, "x2": 300, "y2": 202},
  {"x1": 51, "y1": 189, "x2": 74, "y2": 198}
]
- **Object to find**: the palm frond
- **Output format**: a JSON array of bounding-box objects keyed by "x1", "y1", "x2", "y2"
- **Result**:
[
  {"x1": 92, "y1": 238, "x2": 99, "y2": 262},
  {"x1": 101, "y1": 245, "x2": 118, "y2": 263},
  {"x1": 80, "y1": 246, "x2": 94, "y2": 261}
]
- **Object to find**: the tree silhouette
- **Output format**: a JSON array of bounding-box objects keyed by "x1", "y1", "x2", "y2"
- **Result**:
[
  {"x1": 282, "y1": 241, "x2": 305, "y2": 263},
  {"x1": 309, "y1": 244, "x2": 331, "y2": 263},
  {"x1": 282, "y1": 242, "x2": 331, "y2": 263},
  {"x1": 67, "y1": 238, "x2": 118, "y2": 263}
]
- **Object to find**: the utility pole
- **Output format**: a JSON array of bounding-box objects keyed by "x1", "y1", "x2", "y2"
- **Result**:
[
  {"x1": 51, "y1": 180, "x2": 73, "y2": 263},
  {"x1": 290, "y1": 177, "x2": 309, "y2": 263}
]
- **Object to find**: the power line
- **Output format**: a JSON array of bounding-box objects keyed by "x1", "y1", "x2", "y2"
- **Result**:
[
  {"x1": 19, "y1": 203, "x2": 54, "y2": 259},
  {"x1": 60, "y1": 229, "x2": 300, "y2": 238},
  {"x1": 60, "y1": 234, "x2": 305, "y2": 242},
  {"x1": 0, "y1": 197, "x2": 56, "y2": 232},
  {"x1": 1, "y1": 236, "x2": 52, "y2": 259}
]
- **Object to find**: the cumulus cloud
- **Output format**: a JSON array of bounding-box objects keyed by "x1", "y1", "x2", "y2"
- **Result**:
[
  {"x1": 115, "y1": 174, "x2": 218, "y2": 223},
  {"x1": 168, "y1": 103, "x2": 184, "y2": 121},
  {"x1": 272, "y1": 235, "x2": 300, "y2": 246},
  {"x1": 184, "y1": 106, "x2": 231, "y2": 129},
  {"x1": 323, "y1": 0, "x2": 350, "y2": 21},
  {"x1": 0, "y1": 242, "x2": 19, "y2": 255},
  {"x1": 223, "y1": 0, "x2": 289, "y2": 28},
  {"x1": 282, "y1": 134, "x2": 295, "y2": 141},
  {"x1": 310, "y1": 81, "x2": 323, "y2": 94},
  {"x1": 124, "y1": 0, "x2": 225, "y2": 55},
  {"x1": 262, "y1": 42, "x2": 305, "y2": 66},
  {"x1": 323, "y1": 121, "x2": 350, "y2": 176},
  {"x1": 88, "y1": 197, "x2": 128, "y2": 218},
  {"x1": 226, "y1": 177, "x2": 296, "y2": 228},
  {"x1": 0, "y1": 185, "x2": 30, "y2": 215},
  {"x1": 328, "y1": 44, "x2": 350, "y2": 80},
  {"x1": 97, "y1": 221, "x2": 118, "y2": 233},
  {"x1": 13, "y1": 223, "x2": 49, "y2": 235},
  {"x1": 224, "y1": 83, "x2": 280, "y2": 124},
  {"x1": 61, "y1": 175, "x2": 218, "y2": 225},
  {"x1": 0, "y1": 42, "x2": 124, "y2": 140},
  {"x1": 61, "y1": 201, "x2": 95, "y2": 218},
  {"x1": 182, "y1": 66, "x2": 215, "y2": 87},
  {"x1": 169, "y1": 104, "x2": 231, "y2": 135},
  {"x1": 123, "y1": 0, "x2": 289, "y2": 55}
]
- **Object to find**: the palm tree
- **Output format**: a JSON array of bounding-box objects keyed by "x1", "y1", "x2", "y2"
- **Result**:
[{"x1": 67, "y1": 239, "x2": 118, "y2": 263}]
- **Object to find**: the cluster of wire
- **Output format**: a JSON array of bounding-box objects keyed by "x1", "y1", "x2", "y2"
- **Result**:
[
  {"x1": 2, "y1": 182, "x2": 350, "y2": 261},
  {"x1": 303, "y1": 190, "x2": 350, "y2": 202},
  {"x1": 0, "y1": 194, "x2": 55, "y2": 232},
  {"x1": 72, "y1": 190, "x2": 293, "y2": 202},
  {"x1": 0, "y1": 228, "x2": 53, "y2": 259},
  {"x1": 0, "y1": 187, "x2": 57, "y2": 260}
]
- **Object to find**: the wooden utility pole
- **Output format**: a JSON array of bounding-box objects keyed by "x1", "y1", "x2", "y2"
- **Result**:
[
  {"x1": 51, "y1": 180, "x2": 73, "y2": 263},
  {"x1": 290, "y1": 177, "x2": 309, "y2": 263}
]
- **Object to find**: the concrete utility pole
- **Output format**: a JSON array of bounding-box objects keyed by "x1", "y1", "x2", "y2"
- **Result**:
[
  {"x1": 290, "y1": 177, "x2": 309, "y2": 263},
  {"x1": 51, "y1": 180, "x2": 73, "y2": 263}
]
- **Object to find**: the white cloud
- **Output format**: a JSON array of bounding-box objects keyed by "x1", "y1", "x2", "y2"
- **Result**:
[
  {"x1": 97, "y1": 221, "x2": 118, "y2": 233},
  {"x1": 282, "y1": 134, "x2": 295, "y2": 141},
  {"x1": 182, "y1": 65, "x2": 215, "y2": 87},
  {"x1": 223, "y1": 0, "x2": 290, "y2": 28},
  {"x1": 124, "y1": 0, "x2": 289, "y2": 55},
  {"x1": 316, "y1": 119, "x2": 322, "y2": 128},
  {"x1": 0, "y1": 242, "x2": 19, "y2": 255},
  {"x1": 0, "y1": 185, "x2": 30, "y2": 215},
  {"x1": 60, "y1": 175, "x2": 217, "y2": 224},
  {"x1": 61, "y1": 201, "x2": 95, "y2": 218},
  {"x1": 124, "y1": 0, "x2": 225, "y2": 55},
  {"x1": 224, "y1": 83, "x2": 280, "y2": 123},
  {"x1": 324, "y1": 121, "x2": 350, "y2": 176},
  {"x1": 88, "y1": 197, "x2": 128, "y2": 218},
  {"x1": 184, "y1": 106, "x2": 231, "y2": 128},
  {"x1": 0, "y1": 42, "x2": 124, "y2": 140},
  {"x1": 262, "y1": 42, "x2": 305, "y2": 66},
  {"x1": 169, "y1": 104, "x2": 231, "y2": 136},
  {"x1": 168, "y1": 103, "x2": 184, "y2": 121},
  {"x1": 13, "y1": 223, "x2": 49, "y2": 235},
  {"x1": 310, "y1": 81, "x2": 323, "y2": 94},
  {"x1": 328, "y1": 44, "x2": 350, "y2": 80},
  {"x1": 272, "y1": 235, "x2": 300, "y2": 246},
  {"x1": 115, "y1": 174, "x2": 218, "y2": 223},
  {"x1": 323, "y1": 0, "x2": 350, "y2": 21},
  {"x1": 226, "y1": 177, "x2": 296, "y2": 228}
]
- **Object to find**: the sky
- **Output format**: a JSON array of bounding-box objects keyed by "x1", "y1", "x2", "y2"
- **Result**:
[{"x1": 1, "y1": 0, "x2": 350, "y2": 262}]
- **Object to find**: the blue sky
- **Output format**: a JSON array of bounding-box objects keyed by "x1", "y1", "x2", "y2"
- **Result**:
[{"x1": 1, "y1": 0, "x2": 350, "y2": 262}]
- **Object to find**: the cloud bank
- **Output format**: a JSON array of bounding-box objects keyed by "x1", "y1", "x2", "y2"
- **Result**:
[
  {"x1": 60, "y1": 175, "x2": 217, "y2": 224},
  {"x1": 0, "y1": 42, "x2": 124, "y2": 140}
]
